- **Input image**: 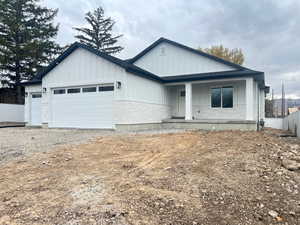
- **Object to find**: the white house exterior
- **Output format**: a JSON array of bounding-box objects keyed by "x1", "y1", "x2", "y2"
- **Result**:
[{"x1": 23, "y1": 38, "x2": 268, "y2": 131}]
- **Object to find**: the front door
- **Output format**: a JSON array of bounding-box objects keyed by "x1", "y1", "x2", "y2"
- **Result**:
[
  {"x1": 178, "y1": 88, "x2": 185, "y2": 117},
  {"x1": 30, "y1": 93, "x2": 42, "y2": 126}
]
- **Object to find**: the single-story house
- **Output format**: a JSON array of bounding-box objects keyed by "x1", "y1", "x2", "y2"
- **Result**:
[{"x1": 23, "y1": 37, "x2": 268, "y2": 131}]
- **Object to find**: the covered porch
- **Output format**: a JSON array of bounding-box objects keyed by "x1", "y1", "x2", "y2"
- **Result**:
[{"x1": 165, "y1": 77, "x2": 264, "y2": 129}]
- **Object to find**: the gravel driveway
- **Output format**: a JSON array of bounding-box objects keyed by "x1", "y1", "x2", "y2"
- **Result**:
[{"x1": 0, "y1": 127, "x2": 114, "y2": 164}]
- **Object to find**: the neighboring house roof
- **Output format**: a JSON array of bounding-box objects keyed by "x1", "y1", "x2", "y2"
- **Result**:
[
  {"x1": 128, "y1": 37, "x2": 249, "y2": 71},
  {"x1": 22, "y1": 38, "x2": 266, "y2": 88}
]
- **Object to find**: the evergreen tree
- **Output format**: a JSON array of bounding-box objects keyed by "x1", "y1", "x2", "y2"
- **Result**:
[
  {"x1": 74, "y1": 7, "x2": 123, "y2": 54},
  {"x1": 0, "y1": 0, "x2": 61, "y2": 103}
]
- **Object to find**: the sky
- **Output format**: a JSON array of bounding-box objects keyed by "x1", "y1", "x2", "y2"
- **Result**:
[{"x1": 43, "y1": 0, "x2": 300, "y2": 98}]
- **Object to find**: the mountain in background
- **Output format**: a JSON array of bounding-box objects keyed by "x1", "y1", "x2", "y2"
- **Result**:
[{"x1": 272, "y1": 98, "x2": 300, "y2": 117}]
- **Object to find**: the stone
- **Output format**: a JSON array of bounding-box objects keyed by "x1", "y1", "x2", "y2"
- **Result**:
[
  {"x1": 268, "y1": 210, "x2": 279, "y2": 218},
  {"x1": 282, "y1": 159, "x2": 300, "y2": 171},
  {"x1": 289, "y1": 211, "x2": 296, "y2": 216}
]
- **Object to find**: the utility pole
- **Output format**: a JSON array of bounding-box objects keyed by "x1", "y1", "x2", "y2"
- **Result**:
[
  {"x1": 271, "y1": 89, "x2": 274, "y2": 117},
  {"x1": 281, "y1": 83, "x2": 285, "y2": 118}
]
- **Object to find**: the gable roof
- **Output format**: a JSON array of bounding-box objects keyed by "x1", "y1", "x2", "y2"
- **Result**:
[
  {"x1": 128, "y1": 37, "x2": 249, "y2": 71},
  {"x1": 22, "y1": 42, "x2": 162, "y2": 85},
  {"x1": 22, "y1": 38, "x2": 266, "y2": 89}
]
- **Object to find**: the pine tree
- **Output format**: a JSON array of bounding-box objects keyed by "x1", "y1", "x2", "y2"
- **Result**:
[
  {"x1": 0, "y1": 0, "x2": 61, "y2": 103},
  {"x1": 74, "y1": 7, "x2": 123, "y2": 55}
]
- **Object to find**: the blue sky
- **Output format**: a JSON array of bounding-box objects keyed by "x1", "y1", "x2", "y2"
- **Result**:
[{"x1": 43, "y1": 0, "x2": 300, "y2": 98}]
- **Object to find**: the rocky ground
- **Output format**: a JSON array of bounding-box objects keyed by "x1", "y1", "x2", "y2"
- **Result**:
[{"x1": 0, "y1": 129, "x2": 299, "y2": 225}]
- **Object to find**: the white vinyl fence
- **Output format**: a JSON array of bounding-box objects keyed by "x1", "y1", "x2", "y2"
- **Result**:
[
  {"x1": 0, "y1": 104, "x2": 24, "y2": 122},
  {"x1": 283, "y1": 111, "x2": 300, "y2": 137},
  {"x1": 265, "y1": 118, "x2": 283, "y2": 130}
]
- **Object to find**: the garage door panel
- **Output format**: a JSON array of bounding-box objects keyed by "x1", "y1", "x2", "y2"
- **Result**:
[{"x1": 50, "y1": 86, "x2": 114, "y2": 129}]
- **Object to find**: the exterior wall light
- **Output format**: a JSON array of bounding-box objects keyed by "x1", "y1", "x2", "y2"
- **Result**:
[
  {"x1": 116, "y1": 81, "x2": 122, "y2": 89},
  {"x1": 25, "y1": 92, "x2": 28, "y2": 97},
  {"x1": 43, "y1": 88, "x2": 47, "y2": 93}
]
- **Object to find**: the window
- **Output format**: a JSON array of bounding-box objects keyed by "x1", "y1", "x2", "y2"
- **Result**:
[
  {"x1": 211, "y1": 87, "x2": 233, "y2": 108},
  {"x1": 180, "y1": 90, "x2": 186, "y2": 97},
  {"x1": 67, "y1": 88, "x2": 81, "y2": 94},
  {"x1": 53, "y1": 89, "x2": 65, "y2": 95},
  {"x1": 32, "y1": 93, "x2": 42, "y2": 98},
  {"x1": 211, "y1": 88, "x2": 221, "y2": 107},
  {"x1": 99, "y1": 85, "x2": 114, "y2": 92},
  {"x1": 222, "y1": 87, "x2": 233, "y2": 108},
  {"x1": 82, "y1": 87, "x2": 96, "y2": 93}
]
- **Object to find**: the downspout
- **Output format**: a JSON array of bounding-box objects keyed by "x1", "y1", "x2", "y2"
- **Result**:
[{"x1": 257, "y1": 84, "x2": 260, "y2": 131}]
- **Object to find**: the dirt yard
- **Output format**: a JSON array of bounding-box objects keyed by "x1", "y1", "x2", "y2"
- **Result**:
[
  {"x1": 0, "y1": 128, "x2": 113, "y2": 164},
  {"x1": 0, "y1": 129, "x2": 299, "y2": 225}
]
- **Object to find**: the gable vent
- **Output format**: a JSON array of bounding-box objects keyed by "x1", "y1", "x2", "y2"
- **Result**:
[{"x1": 160, "y1": 47, "x2": 166, "y2": 56}]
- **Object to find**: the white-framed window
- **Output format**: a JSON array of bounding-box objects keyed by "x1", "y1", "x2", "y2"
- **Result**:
[
  {"x1": 53, "y1": 89, "x2": 66, "y2": 95},
  {"x1": 32, "y1": 93, "x2": 42, "y2": 98},
  {"x1": 82, "y1": 87, "x2": 97, "y2": 93},
  {"x1": 67, "y1": 88, "x2": 81, "y2": 94},
  {"x1": 211, "y1": 86, "x2": 233, "y2": 108},
  {"x1": 99, "y1": 83, "x2": 114, "y2": 92}
]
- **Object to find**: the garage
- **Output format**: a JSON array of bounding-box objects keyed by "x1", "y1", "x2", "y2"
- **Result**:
[
  {"x1": 49, "y1": 84, "x2": 114, "y2": 129},
  {"x1": 30, "y1": 93, "x2": 42, "y2": 126}
]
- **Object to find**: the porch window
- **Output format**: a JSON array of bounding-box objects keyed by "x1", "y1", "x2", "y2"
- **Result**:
[
  {"x1": 211, "y1": 88, "x2": 221, "y2": 107},
  {"x1": 211, "y1": 86, "x2": 233, "y2": 108}
]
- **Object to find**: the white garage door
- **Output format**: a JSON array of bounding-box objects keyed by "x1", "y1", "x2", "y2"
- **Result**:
[
  {"x1": 31, "y1": 93, "x2": 42, "y2": 126},
  {"x1": 50, "y1": 84, "x2": 114, "y2": 129}
]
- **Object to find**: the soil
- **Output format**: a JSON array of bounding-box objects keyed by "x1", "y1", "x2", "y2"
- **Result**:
[
  {"x1": 0, "y1": 129, "x2": 299, "y2": 225},
  {"x1": 0, "y1": 128, "x2": 113, "y2": 165}
]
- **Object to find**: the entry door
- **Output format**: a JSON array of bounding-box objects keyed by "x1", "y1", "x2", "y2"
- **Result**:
[
  {"x1": 31, "y1": 93, "x2": 42, "y2": 126},
  {"x1": 178, "y1": 88, "x2": 185, "y2": 117}
]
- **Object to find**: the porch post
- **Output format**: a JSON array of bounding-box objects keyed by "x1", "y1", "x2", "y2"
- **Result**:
[
  {"x1": 185, "y1": 83, "x2": 193, "y2": 120},
  {"x1": 246, "y1": 78, "x2": 254, "y2": 120}
]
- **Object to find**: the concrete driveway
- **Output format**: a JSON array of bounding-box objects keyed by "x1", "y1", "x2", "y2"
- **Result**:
[{"x1": 0, "y1": 127, "x2": 114, "y2": 164}]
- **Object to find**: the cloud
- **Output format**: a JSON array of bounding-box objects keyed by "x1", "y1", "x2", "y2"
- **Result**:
[{"x1": 43, "y1": 0, "x2": 300, "y2": 97}]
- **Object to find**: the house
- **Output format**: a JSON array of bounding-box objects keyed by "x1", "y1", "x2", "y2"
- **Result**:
[
  {"x1": 288, "y1": 107, "x2": 300, "y2": 115},
  {"x1": 23, "y1": 37, "x2": 268, "y2": 131}
]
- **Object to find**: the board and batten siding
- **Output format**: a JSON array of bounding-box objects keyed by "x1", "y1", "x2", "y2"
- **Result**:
[
  {"x1": 134, "y1": 42, "x2": 235, "y2": 77},
  {"x1": 25, "y1": 48, "x2": 171, "y2": 126},
  {"x1": 168, "y1": 79, "x2": 264, "y2": 121},
  {"x1": 192, "y1": 80, "x2": 246, "y2": 120},
  {"x1": 115, "y1": 72, "x2": 171, "y2": 124},
  {"x1": 41, "y1": 48, "x2": 127, "y2": 124}
]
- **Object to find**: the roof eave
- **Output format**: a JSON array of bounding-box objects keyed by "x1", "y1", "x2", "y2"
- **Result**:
[
  {"x1": 129, "y1": 37, "x2": 250, "y2": 71},
  {"x1": 162, "y1": 71, "x2": 264, "y2": 84}
]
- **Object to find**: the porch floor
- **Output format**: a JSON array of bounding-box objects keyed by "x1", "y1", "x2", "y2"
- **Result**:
[{"x1": 163, "y1": 119, "x2": 256, "y2": 124}]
